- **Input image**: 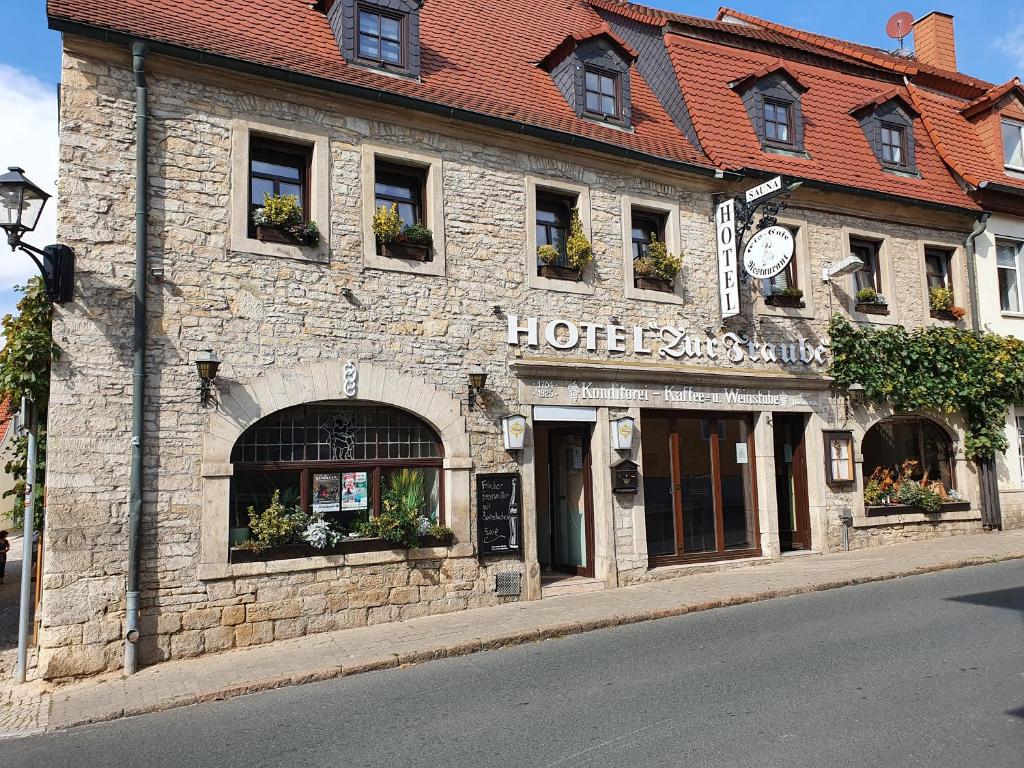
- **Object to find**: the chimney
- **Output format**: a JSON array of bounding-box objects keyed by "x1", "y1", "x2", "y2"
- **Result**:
[{"x1": 912, "y1": 12, "x2": 957, "y2": 71}]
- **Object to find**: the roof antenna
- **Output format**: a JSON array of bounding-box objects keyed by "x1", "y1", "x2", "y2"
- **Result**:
[{"x1": 886, "y1": 11, "x2": 915, "y2": 58}]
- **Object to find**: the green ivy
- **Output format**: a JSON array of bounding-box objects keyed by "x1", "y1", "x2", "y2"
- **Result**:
[
  {"x1": 828, "y1": 315, "x2": 1024, "y2": 461},
  {"x1": 0, "y1": 278, "x2": 56, "y2": 529}
]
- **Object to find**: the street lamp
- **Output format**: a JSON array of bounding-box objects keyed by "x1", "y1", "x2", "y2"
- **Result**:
[{"x1": 0, "y1": 167, "x2": 74, "y2": 303}]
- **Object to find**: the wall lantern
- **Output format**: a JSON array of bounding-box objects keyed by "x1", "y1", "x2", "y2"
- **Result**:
[
  {"x1": 610, "y1": 415, "x2": 635, "y2": 452},
  {"x1": 845, "y1": 381, "x2": 865, "y2": 420},
  {"x1": 501, "y1": 413, "x2": 528, "y2": 452},
  {"x1": 468, "y1": 365, "x2": 487, "y2": 409},
  {"x1": 195, "y1": 349, "x2": 221, "y2": 406},
  {"x1": 0, "y1": 166, "x2": 74, "y2": 303}
]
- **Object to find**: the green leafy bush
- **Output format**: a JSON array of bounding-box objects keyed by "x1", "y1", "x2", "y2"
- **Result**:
[
  {"x1": 633, "y1": 256, "x2": 657, "y2": 277},
  {"x1": 358, "y1": 469, "x2": 428, "y2": 549},
  {"x1": 372, "y1": 203, "x2": 403, "y2": 243},
  {"x1": 855, "y1": 287, "x2": 883, "y2": 304},
  {"x1": 774, "y1": 286, "x2": 804, "y2": 300},
  {"x1": 247, "y1": 490, "x2": 302, "y2": 551},
  {"x1": 929, "y1": 286, "x2": 954, "y2": 311},
  {"x1": 537, "y1": 244, "x2": 560, "y2": 265},
  {"x1": 400, "y1": 222, "x2": 434, "y2": 247},
  {"x1": 645, "y1": 235, "x2": 683, "y2": 280}
]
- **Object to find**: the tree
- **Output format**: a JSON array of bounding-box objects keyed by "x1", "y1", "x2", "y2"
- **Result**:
[{"x1": 0, "y1": 277, "x2": 55, "y2": 530}]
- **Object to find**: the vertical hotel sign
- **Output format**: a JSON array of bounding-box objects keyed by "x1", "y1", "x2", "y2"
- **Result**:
[{"x1": 716, "y1": 198, "x2": 739, "y2": 319}]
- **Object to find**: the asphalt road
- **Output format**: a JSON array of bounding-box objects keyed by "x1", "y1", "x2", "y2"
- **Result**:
[{"x1": 9, "y1": 560, "x2": 1024, "y2": 767}]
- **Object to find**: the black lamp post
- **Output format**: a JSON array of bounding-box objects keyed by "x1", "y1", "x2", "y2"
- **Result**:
[
  {"x1": 0, "y1": 167, "x2": 74, "y2": 303},
  {"x1": 195, "y1": 349, "x2": 221, "y2": 406}
]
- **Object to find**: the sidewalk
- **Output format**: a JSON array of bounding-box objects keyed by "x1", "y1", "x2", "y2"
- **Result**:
[{"x1": 3, "y1": 529, "x2": 1024, "y2": 738}]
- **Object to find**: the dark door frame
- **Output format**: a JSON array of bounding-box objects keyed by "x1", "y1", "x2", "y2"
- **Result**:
[
  {"x1": 649, "y1": 411, "x2": 760, "y2": 568},
  {"x1": 774, "y1": 413, "x2": 811, "y2": 551},
  {"x1": 547, "y1": 425, "x2": 595, "y2": 578}
]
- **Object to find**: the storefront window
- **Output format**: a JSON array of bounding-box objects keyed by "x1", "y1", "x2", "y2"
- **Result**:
[
  {"x1": 642, "y1": 413, "x2": 758, "y2": 564},
  {"x1": 229, "y1": 403, "x2": 444, "y2": 540},
  {"x1": 862, "y1": 417, "x2": 954, "y2": 492}
]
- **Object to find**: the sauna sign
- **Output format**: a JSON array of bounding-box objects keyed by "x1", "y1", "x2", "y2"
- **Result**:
[{"x1": 506, "y1": 315, "x2": 830, "y2": 367}]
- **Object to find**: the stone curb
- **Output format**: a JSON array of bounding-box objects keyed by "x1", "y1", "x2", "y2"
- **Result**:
[{"x1": 27, "y1": 551, "x2": 1024, "y2": 735}]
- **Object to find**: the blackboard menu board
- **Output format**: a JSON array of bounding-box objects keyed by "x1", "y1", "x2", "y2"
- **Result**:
[{"x1": 477, "y1": 472, "x2": 522, "y2": 558}]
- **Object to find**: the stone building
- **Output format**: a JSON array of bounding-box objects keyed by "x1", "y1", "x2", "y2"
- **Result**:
[{"x1": 37, "y1": 0, "x2": 1014, "y2": 679}]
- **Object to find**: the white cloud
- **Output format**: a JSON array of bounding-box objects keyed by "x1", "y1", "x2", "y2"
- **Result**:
[
  {"x1": 0, "y1": 64, "x2": 58, "y2": 296},
  {"x1": 996, "y1": 21, "x2": 1024, "y2": 71}
]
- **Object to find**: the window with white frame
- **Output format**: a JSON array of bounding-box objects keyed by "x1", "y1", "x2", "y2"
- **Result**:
[
  {"x1": 997, "y1": 238, "x2": 1023, "y2": 313},
  {"x1": 1003, "y1": 120, "x2": 1024, "y2": 170}
]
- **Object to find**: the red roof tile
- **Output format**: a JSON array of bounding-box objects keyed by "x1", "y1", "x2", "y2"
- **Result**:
[
  {"x1": 960, "y1": 79, "x2": 1024, "y2": 119},
  {"x1": 48, "y1": 0, "x2": 709, "y2": 170},
  {"x1": 0, "y1": 398, "x2": 13, "y2": 443},
  {"x1": 666, "y1": 35, "x2": 974, "y2": 208}
]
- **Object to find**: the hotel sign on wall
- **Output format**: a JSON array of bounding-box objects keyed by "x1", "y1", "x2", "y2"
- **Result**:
[
  {"x1": 507, "y1": 315, "x2": 830, "y2": 367},
  {"x1": 523, "y1": 379, "x2": 822, "y2": 411}
]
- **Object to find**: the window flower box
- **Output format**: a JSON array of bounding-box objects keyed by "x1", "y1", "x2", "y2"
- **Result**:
[
  {"x1": 539, "y1": 264, "x2": 582, "y2": 281},
  {"x1": 856, "y1": 301, "x2": 889, "y2": 315},
  {"x1": 929, "y1": 309, "x2": 958, "y2": 321},
  {"x1": 381, "y1": 242, "x2": 432, "y2": 262},
  {"x1": 256, "y1": 224, "x2": 303, "y2": 246},
  {"x1": 228, "y1": 531, "x2": 453, "y2": 564},
  {"x1": 765, "y1": 293, "x2": 805, "y2": 308},
  {"x1": 864, "y1": 500, "x2": 971, "y2": 518},
  {"x1": 635, "y1": 276, "x2": 673, "y2": 292}
]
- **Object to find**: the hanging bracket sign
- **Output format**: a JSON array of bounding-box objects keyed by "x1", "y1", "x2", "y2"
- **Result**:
[
  {"x1": 715, "y1": 198, "x2": 740, "y2": 320},
  {"x1": 742, "y1": 225, "x2": 794, "y2": 280}
]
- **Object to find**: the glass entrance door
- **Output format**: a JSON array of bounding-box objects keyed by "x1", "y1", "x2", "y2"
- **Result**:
[
  {"x1": 548, "y1": 427, "x2": 594, "y2": 577},
  {"x1": 643, "y1": 413, "x2": 759, "y2": 565}
]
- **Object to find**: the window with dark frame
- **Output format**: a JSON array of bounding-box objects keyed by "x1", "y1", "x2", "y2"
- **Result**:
[
  {"x1": 925, "y1": 248, "x2": 953, "y2": 296},
  {"x1": 584, "y1": 67, "x2": 619, "y2": 119},
  {"x1": 880, "y1": 123, "x2": 907, "y2": 167},
  {"x1": 248, "y1": 138, "x2": 311, "y2": 236},
  {"x1": 862, "y1": 417, "x2": 955, "y2": 496},
  {"x1": 357, "y1": 6, "x2": 404, "y2": 67},
  {"x1": 536, "y1": 190, "x2": 575, "y2": 268},
  {"x1": 630, "y1": 209, "x2": 665, "y2": 261},
  {"x1": 229, "y1": 403, "x2": 444, "y2": 545},
  {"x1": 374, "y1": 160, "x2": 426, "y2": 230},
  {"x1": 850, "y1": 238, "x2": 883, "y2": 294},
  {"x1": 764, "y1": 99, "x2": 793, "y2": 145}
]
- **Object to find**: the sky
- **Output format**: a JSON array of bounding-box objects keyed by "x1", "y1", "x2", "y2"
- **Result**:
[{"x1": 2, "y1": 0, "x2": 1024, "y2": 322}]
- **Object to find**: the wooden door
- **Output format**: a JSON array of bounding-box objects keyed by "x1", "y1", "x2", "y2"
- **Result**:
[{"x1": 775, "y1": 414, "x2": 811, "y2": 551}]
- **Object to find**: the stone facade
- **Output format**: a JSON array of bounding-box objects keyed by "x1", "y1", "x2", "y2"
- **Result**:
[{"x1": 40, "y1": 38, "x2": 985, "y2": 678}]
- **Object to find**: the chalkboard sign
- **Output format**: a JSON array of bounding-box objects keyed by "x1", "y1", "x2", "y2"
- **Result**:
[{"x1": 477, "y1": 472, "x2": 522, "y2": 558}]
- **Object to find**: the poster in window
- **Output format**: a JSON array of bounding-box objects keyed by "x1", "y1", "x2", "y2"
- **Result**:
[
  {"x1": 341, "y1": 471, "x2": 369, "y2": 512},
  {"x1": 312, "y1": 473, "x2": 340, "y2": 514}
]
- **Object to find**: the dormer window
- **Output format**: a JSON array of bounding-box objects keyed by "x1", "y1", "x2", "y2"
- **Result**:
[
  {"x1": 327, "y1": 0, "x2": 422, "y2": 76},
  {"x1": 764, "y1": 99, "x2": 793, "y2": 145},
  {"x1": 358, "y1": 7, "x2": 403, "y2": 67},
  {"x1": 1003, "y1": 120, "x2": 1024, "y2": 170},
  {"x1": 584, "y1": 68, "x2": 619, "y2": 119},
  {"x1": 881, "y1": 124, "x2": 906, "y2": 167}
]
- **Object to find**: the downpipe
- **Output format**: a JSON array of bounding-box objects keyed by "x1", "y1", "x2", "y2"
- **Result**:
[{"x1": 125, "y1": 40, "x2": 148, "y2": 676}]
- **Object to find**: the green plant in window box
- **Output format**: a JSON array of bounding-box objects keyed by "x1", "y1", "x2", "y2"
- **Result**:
[
  {"x1": 246, "y1": 490, "x2": 303, "y2": 552},
  {"x1": 929, "y1": 286, "x2": 954, "y2": 311},
  {"x1": 399, "y1": 222, "x2": 434, "y2": 248},
  {"x1": 646, "y1": 235, "x2": 683, "y2": 280},
  {"x1": 565, "y1": 207, "x2": 593, "y2": 271},
  {"x1": 357, "y1": 469, "x2": 439, "y2": 550},
  {"x1": 537, "y1": 244, "x2": 560, "y2": 265},
  {"x1": 854, "y1": 287, "x2": 885, "y2": 305},
  {"x1": 252, "y1": 193, "x2": 320, "y2": 247},
  {"x1": 775, "y1": 286, "x2": 804, "y2": 300},
  {"x1": 372, "y1": 202, "x2": 403, "y2": 243}
]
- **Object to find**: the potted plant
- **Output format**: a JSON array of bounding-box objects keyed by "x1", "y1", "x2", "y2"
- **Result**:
[
  {"x1": 765, "y1": 285, "x2": 804, "y2": 308},
  {"x1": 252, "y1": 193, "x2": 320, "y2": 246},
  {"x1": 634, "y1": 235, "x2": 682, "y2": 292},
  {"x1": 855, "y1": 286, "x2": 888, "y2": 315},
  {"x1": 374, "y1": 203, "x2": 433, "y2": 261},
  {"x1": 862, "y1": 460, "x2": 969, "y2": 517},
  {"x1": 929, "y1": 286, "x2": 965, "y2": 321}
]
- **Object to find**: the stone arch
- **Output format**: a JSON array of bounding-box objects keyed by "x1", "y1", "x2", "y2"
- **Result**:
[{"x1": 199, "y1": 360, "x2": 471, "y2": 566}]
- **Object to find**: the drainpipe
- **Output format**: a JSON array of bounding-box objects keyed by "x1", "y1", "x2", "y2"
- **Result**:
[
  {"x1": 963, "y1": 212, "x2": 1002, "y2": 529},
  {"x1": 125, "y1": 40, "x2": 148, "y2": 675}
]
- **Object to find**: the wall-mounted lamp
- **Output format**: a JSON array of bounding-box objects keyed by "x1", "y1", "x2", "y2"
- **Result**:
[
  {"x1": 610, "y1": 415, "x2": 635, "y2": 452},
  {"x1": 822, "y1": 254, "x2": 864, "y2": 283},
  {"x1": 844, "y1": 382, "x2": 865, "y2": 420},
  {"x1": 468, "y1": 365, "x2": 487, "y2": 409},
  {"x1": 0, "y1": 166, "x2": 75, "y2": 303},
  {"x1": 195, "y1": 349, "x2": 221, "y2": 406},
  {"x1": 501, "y1": 413, "x2": 528, "y2": 452}
]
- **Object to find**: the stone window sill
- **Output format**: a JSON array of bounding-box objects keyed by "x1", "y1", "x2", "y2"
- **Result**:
[{"x1": 199, "y1": 541, "x2": 475, "y2": 581}]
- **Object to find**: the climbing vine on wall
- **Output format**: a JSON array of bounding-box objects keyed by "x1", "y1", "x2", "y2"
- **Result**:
[
  {"x1": 828, "y1": 315, "x2": 1024, "y2": 461},
  {"x1": 0, "y1": 277, "x2": 55, "y2": 529}
]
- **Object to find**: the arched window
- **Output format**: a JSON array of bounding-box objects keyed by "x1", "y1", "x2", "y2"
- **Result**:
[
  {"x1": 229, "y1": 402, "x2": 443, "y2": 541},
  {"x1": 862, "y1": 417, "x2": 954, "y2": 492}
]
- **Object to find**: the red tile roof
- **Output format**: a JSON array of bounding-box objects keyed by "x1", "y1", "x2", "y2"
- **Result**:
[
  {"x1": 0, "y1": 398, "x2": 13, "y2": 444},
  {"x1": 48, "y1": 0, "x2": 709, "y2": 170},
  {"x1": 666, "y1": 35, "x2": 973, "y2": 208},
  {"x1": 48, "y1": 0, "x2": 984, "y2": 210}
]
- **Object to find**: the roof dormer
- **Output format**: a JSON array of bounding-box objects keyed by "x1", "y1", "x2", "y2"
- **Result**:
[
  {"x1": 327, "y1": 0, "x2": 424, "y2": 77},
  {"x1": 730, "y1": 62, "x2": 809, "y2": 155},
  {"x1": 850, "y1": 90, "x2": 920, "y2": 175},
  {"x1": 540, "y1": 25, "x2": 638, "y2": 128}
]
